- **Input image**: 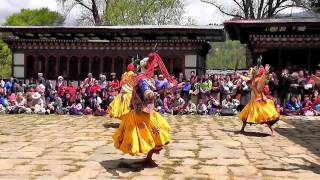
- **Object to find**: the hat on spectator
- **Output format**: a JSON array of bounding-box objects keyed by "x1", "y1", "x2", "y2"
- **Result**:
[
  {"x1": 58, "y1": 76, "x2": 63, "y2": 80},
  {"x1": 111, "y1": 72, "x2": 116, "y2": 76},
  {"x1": 32, "y1": 92, "x2": 41, "y2": 100}
]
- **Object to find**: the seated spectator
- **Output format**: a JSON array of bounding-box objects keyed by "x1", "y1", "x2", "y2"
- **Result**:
[
  {"x1": 171, "y1": 93, "x2": 185, "y2": 115},
  {"x1": 89, "y1": 80, "x2": 101, "y2": 97},
  {"x1": 55, "y1": 97, "x2": 67, "y2": 115},
  {"x1": 99, "y1": 74, "x2": 108, "y2": 91},
  {"x1": 197, "y1": 99, "x2": 208, "y2": 115},
  {"x1": 7, "y1": 94, "x2": 16, "y2": 114},
  {"x1": 163, "y1": 92, "x2": 174, "y2": 114},
  {"x1": 155, "y1": 94, "x2": 164, "y2": 113},
  {"x1": 183, "y1": 99, "x2": 197, "y2": 114},
  {"x1": 13, "y1": 92, "x2": 27, "y2": 114},
  {"x1": 221, "y1": 94, "x2": 239, "y2": 116},
  {"x1": 284, "y1": 95, "x2": 301, "y2": 116},
  {"x1": 69, "y1": 99, "x2": 83, "y2": 115},
  {"x1": 94, "y1": 102, "x2": 107, "y2": 116},
  {"x1": 312, "y1": 92, "x2": 320, "y2": 115},
  {"x1": 301, "y1": 94, "x2": 314, "y2": 116},
  {"x1": 207, "y1": 95, "x2": 220, "y2": 115},
  {"x1": 31, "y1": 92, "x2": 46, "y2": 114}
]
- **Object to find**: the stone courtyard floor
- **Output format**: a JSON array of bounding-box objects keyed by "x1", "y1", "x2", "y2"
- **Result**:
[{"x1": 0, "y1": 115, "x2": 319, "y2": 180}]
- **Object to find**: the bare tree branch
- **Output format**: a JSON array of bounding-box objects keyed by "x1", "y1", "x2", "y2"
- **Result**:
[{"x1": 201, "y1": 0, "x2": 245, "y2": 18}]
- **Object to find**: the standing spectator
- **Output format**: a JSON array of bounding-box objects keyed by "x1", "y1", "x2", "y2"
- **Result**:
[
  {"x1": 210, "y1": 75, "x2": 221, "y2": 103},
  {"x1": 99, "y1": 74, "x2": 108, "y2": 91},
  {"x1": 304, "y1": 72, "x2": 315, "y2": 96},
  {"x1": 239, "y1": 78, "x2": 251, "y2": 111},
  {"x1": 56, "y1": 76, "x2": 65, "y2": 97},
  {"x1": 110, "y1": 73, "x2": 120, "y2": 92},
  {"x1": 5, "y1": 77, "x2": 14, "y2": 94},
  {"x1": 199, "y1": 73, "x2": 212, "y2": 103},
  {"x1": 37, "y1": 73, "x2": 45, "y2": 84},
  {"x1": 279, "y1": 69, "x2": 291, "y2": 106},
  {"x1": 221, "y1": 75, "x2": 234, "y2": 103},
  {"x1": 268, "y1": 72, "x2": 280, "y2": 102}
]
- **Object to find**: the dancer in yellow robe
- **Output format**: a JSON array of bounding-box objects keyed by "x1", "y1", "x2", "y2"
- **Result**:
[
  {"x1": 239, "y1": 64, "x2": 280, "y2": 136},
  {"x1": 112, "y1": 53, "x2": 171, "y2": 167},
  {"x1": 108, "y1": 64, "x2": 135, "y2": 119}
]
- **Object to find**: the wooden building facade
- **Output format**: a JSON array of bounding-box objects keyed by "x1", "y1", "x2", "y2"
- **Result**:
[
  {"x1": 0, "y1": 26, "x2": 224, "y2": 80},
  {"x1": 224, "y1": 18, "x2": 320, "y2": 71}
]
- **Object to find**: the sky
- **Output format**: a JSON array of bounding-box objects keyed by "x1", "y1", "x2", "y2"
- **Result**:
[
  {"x1": 0, "y1": 0, "x2": 229, "y2": 25},
  {"x1": 0, "y1": 0, "x2": 302, "y2": 25}
]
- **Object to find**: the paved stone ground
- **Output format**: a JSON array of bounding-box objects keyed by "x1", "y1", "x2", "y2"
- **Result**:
[{"x1": 0, "y1": 114, "x2": 319, "y2": 180}]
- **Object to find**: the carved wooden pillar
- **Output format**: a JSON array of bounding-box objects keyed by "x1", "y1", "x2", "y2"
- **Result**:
[
  {"x1": 56, "y1": 55, "x2": 60, "y2": 76},
  {"x1": 66, "y1": 56, "x2": 70, "y2": 80},
  {"x1": 111, "y1": 56, "x2": 115, "y2": 73},
  {"x1": 99, "y1": 55, "x2": 103, "y2": 75},
  {"x1": 89, "y1": 56, "x2": 93, "y2": 74},
  {"x1": 170, "y1": 58, "x2": 173, "y2": 74},
  {"x1": 44, "y1": 56, "x2": 48, "y2": 78},
  {"x1": 77, "y1": 56, "x2": 81, "y2": 79}
]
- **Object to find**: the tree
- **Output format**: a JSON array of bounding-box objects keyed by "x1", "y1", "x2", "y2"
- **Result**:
[
  {"x1": 0, "y1": 8, "x2": 64, "y2": 78},
  {"x1": 310, "y1": 0, "x2": 320, "y2": 13},
  {"x1": 200, "y1": 0, "x2": 311, "y2": 19},
  {"x1": 104, "y1": 0, "x2": 195, "y2": 25},
  {"x1": 57, "y1": 0, "x2": 107, "y2": 25},
  {"x1": 0, "y1": 39, "x2": 12, "y2": 78},
  {"x1": 4, "y1": 8, "x2": 64, "y2": 26},
  {"x1": 207, "y1": 40, "x2": 246, "y2": 70}
]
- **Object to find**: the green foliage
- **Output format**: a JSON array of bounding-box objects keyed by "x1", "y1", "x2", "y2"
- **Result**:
[
  {"x1": 104, "y1": 0, "x2": 193, "y2": 25},
  {"x1": 0, "y1": 8, "x2": 64, "y2": 78},
  {"x1": 4, "y1": 8, "x2": 64, "y2": 26},
  {"x1": 0, "y1": 40, "x2": 12, "y2": 78},
  {"x1": 207, "y1": 40, "x2": 246, "y2": 70}
]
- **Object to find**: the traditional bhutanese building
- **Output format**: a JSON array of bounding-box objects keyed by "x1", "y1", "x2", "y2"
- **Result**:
[
  {"x1": 0, "y1": 25, "x2": 225, "y2": 81},
  {"x1": 224, "y1": 18, "x2": 320, "y2": 71}
]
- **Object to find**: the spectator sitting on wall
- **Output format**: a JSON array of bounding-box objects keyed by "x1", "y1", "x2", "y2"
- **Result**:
[{"x1": 81, "y1": 73, "x2": 95, "y2": 89}]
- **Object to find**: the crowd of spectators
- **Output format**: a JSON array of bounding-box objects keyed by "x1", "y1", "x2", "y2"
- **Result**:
[{"x1": 1, "y1": 67, "x2": 320, "y2": 117}]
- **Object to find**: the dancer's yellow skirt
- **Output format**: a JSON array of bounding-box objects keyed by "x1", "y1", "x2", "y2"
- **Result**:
[
  {"x1": 109, "y1": 93, "x2": 132, "y2": 119},
  {"x1": 239, "y1": 98, "x2": 280, "y2": 124},
  {"x1": 112, "y1": 110, "x2": 170, "y2": 155}
]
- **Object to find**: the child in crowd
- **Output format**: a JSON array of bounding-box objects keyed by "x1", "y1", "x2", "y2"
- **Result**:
[{"x1": 197, "y1": 99, "x2": 208, "y2": 115}]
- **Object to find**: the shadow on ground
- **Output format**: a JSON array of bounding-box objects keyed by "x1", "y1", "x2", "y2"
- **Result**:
[
  {"x1": 275, "y1": 118, "x2": 320, "y2": 157},
  {"x1": 100, "y1": 158, "x2": 152, "y2": 176},
  {"x1": 222, "y1": 129, "x2": 271, "y2": 137},
  {"x1": 275, "y1": 118, "x2": 320, "y2": 174},
  {"x1": 103, "y1": 122, "x2": 120, "y2": 129}
]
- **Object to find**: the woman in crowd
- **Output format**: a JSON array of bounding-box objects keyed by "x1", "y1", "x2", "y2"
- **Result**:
[{"x1": 239, "y1": 64, "x2": 280, "y2": 136}]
